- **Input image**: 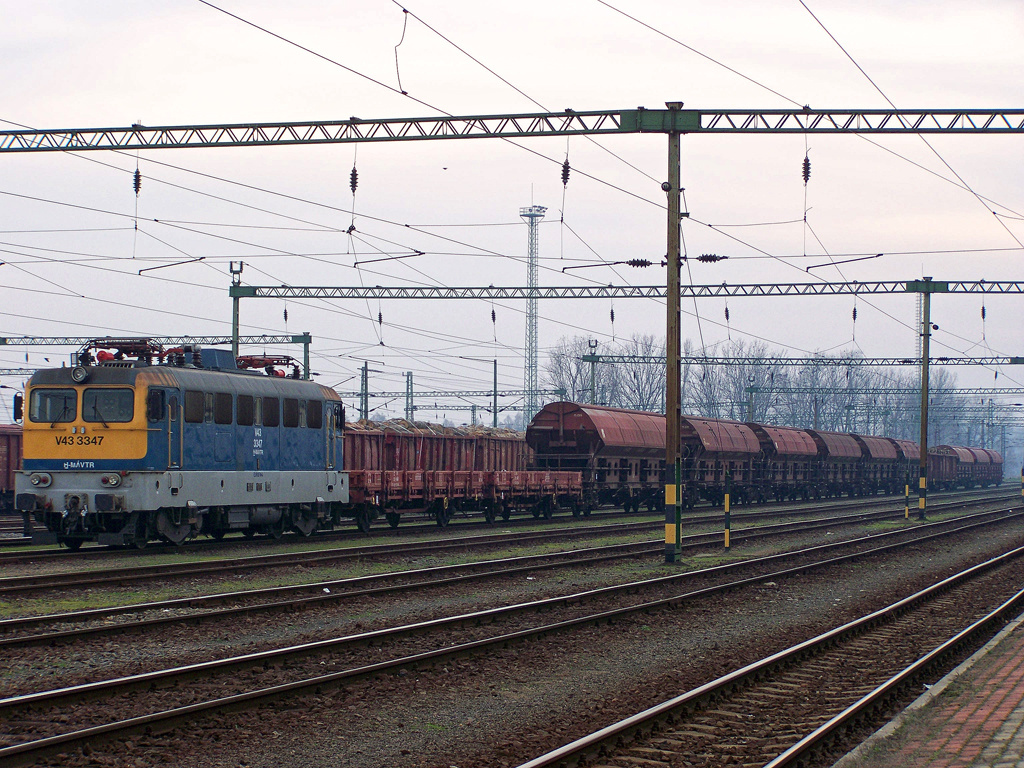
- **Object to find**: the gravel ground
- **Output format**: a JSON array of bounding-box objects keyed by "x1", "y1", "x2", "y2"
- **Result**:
[{"x1": 10, "y1": 515, "x2": 1019, "y2": 768}]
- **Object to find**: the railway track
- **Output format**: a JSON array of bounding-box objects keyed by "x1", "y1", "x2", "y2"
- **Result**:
[
  {"x1": 0, "y1": 491, "x2": 1014, "y2": 596},
  {"x1": 0, "y1": 500, "x2": 1020, "y2": 648},
  {"x1": 0, "y1": 485, "x2": 1006, "y2": 553},
  {"x1": 2, "y1": 503, "x2": 1019, "y2": 649},
  {"x1": 1, "y1": 503, "x2": 1021, "y2": 765},
  {"x1": 517, "y1": 548, "x2": 1024, "y2": 768}
]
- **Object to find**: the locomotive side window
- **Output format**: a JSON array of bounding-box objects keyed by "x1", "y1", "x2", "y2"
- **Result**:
[
  {"x1": 307, "y1": 399, "x2": 323, "y2": 429},
  {"x1": 29, "y1": 388, "x2": 77, "y2": 423},
  {"x1": 83, "y1": 388, "x2": 134, "y2": 423},
  {"x1": 237, "y1": 395, "x2": 254, "y2": 426},
  {"x1": 214, "y1": 392, "x2": 233, "y2": 425},
  {"x1": 184, "y1": 390, "x2": 205, "y2": 423},
  {"x1": 263, "y1": 397, "x2": 280, "y2": 427},
  {"x1": 283, "y1": 398, "x2": 299, "y2": 428}
]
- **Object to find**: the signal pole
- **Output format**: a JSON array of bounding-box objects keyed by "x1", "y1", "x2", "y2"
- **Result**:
[{"x1": 665, "y1": 103, "x2": 683, "y2": 564}]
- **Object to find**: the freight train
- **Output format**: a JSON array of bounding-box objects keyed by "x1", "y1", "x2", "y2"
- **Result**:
[
  {"x1": 3, "y1": 343, "x2": 1007, "y2": 549},
  {"x1": 8, "y1": 339, "x2": 579, "y2": 548},
  {"x1": 525, "y1": 401, "x2": 1004, "y2": 512},
  {"x1": 0, "y1": 424, "x2": 22, "y2": 515}
]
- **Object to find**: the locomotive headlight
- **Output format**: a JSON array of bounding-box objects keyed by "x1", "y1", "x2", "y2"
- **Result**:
[
  {"x1": 71, "y1": 366, "x2": 90, "y2": 383},
  {"x1": 100, "y1": 474, "x2": 122, "y2": 487},
  {"x1": 29, "y1": 473, "x2": 52, "y2": 487}
]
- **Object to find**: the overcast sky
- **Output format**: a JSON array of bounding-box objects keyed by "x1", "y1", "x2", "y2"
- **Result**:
[{"x1": 0, "y1": 0, "x2": 1021, "y2": 424}]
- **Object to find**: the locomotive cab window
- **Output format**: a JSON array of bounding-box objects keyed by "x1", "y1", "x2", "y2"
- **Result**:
[
  {"x1": 83, "y1": 388, "x2": 134, "y2": 423},
  {"x1": 28, "y1": 388, "x2": 77, "y2": 423}
]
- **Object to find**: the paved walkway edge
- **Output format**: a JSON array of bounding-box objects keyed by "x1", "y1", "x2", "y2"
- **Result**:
[{"x1": 831, "y1": 610, "x2": 1024, "y2": 768}]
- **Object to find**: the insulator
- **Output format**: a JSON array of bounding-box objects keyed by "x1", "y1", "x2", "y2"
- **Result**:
[
  {"x1": 625, "y1": 259, "x2": 652, "y2": 268},
  {"x1": 283, "y1": 307, "x2": 288, "y2": 323},
  {"x1": 350, "y1": 167, "x2": 359, "y2": 194},
  {"x1": 133, "y1": 168, "x2": 142, "y2": 196},
  {"x1": 491, "y1": 309, "x2": 496, "y2": 324},
  {"x1": 852, "y1": 307, "x2": 857, "y2": 322},
  {"x1": 802, "y1": 156, "x2": 811, "y2": 184},
  {"x1": 561, "y1": 159, "x2": 570, "y2": 187},
  {"x1": 610, "y1": 308, "x2": 615, "y2": 324},
  {"x1": 724, "y1": 307, "x2": 730, "y2": 322},
  {"x1": 981, "y1": 305, "x2": 986, "y2": 320},
  {"x1": 377, "y1": 311, "x2": 383, "y2": 326},
  {"x1": 697, "y1": 253, "x2": 727, "y2": 263}
]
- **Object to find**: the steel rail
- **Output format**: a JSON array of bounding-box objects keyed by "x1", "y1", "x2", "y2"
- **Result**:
[
  {"x1": 1, "y1": 504, "x2": 1020, "y2": 766},
  {"x1": 515, "y1": 546, "x2": 1024, "y2": 768},
  {"x1": 6, "y1": 502, "x2": 1009, "y2": 648},
  {"x1": 2, "y1": 488, "x2": 1011, "y2": 591}
]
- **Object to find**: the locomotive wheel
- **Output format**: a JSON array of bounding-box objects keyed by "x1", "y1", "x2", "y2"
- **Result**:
[
  {"x1": 156, "y1": 510, "x2": 192, "y2": 546},
  {"x1": 386, "y1": 512, "x2": 401, "y2": 529}
]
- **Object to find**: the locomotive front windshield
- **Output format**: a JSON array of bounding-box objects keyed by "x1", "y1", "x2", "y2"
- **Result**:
[
  {"x1": 28, "y1": 388, "x2": 77, "y2": 423},
  {"x1": 83, "y1": 388, "x2": 135, "y2": 423}
]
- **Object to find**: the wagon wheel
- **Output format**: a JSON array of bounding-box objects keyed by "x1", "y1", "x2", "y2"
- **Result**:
[
  {"x1": 355, "y1": 506, "x2": 372, "y2": 534},
  {"x1": 570, "y1": 502, "x2": 581, "y2": 518},
  {"x1": 59, "y1": 537, "x2": 84, "y2": 551},
  {"x1": 434, "y1": 500, "x2": 450, "y2": 528},
  {"x1": 483, "y1": 503, "x2": 497, "y2": 525},
  {"x1": 385, "y1": 511, "x2": 401, "y2": 529},
  {"x1": 211, "y1": 529, "x2": 226, "y2": 541},
  {"x1": 543, "y1": 499, "x2": 554, "y2": 520},
  {"x1": 500, "y1": 504, "x2": 511, "y2": 522}
]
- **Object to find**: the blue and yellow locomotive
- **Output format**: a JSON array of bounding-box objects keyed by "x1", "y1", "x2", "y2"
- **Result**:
[{"x1": 15, "y1": 339, "x2": 348, "y2": 549}]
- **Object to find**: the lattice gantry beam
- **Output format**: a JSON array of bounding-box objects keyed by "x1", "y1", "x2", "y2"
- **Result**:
[
  {"x1": 0, "y1": 334, "x2": 311, "y2": 346},
  {"x1": 583, "y1": 355, "x2": 1024, "y2": 367},
  {"x1": 229, "y1": 280, "x2": 1024, "y2": 301},
  {"x1": 1, "y1": 109, "x2": 1021, "y2": 152}
]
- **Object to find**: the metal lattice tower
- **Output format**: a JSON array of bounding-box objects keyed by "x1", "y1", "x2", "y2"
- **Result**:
[{"x1": 520, "y1": 205, "x2": 546, "y2": 423}]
